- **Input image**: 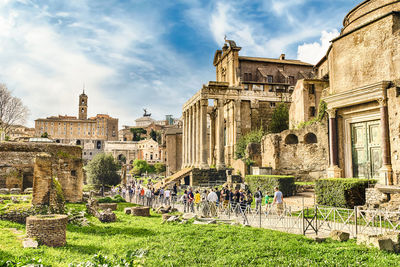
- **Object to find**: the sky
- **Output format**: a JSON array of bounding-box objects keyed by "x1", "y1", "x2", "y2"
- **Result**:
[{"x1": 0, "y1": 0, "x2": 361, "y2": 128}]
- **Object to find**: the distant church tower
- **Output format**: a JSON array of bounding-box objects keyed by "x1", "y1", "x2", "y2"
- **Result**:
[{"x1": 79, "y1": 90, "x2": 88, "y2": 120}]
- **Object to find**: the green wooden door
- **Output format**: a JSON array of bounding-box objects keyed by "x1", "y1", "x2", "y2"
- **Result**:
[{"x1": 351, "y1": 120, "x2": 382, "y2": 179}]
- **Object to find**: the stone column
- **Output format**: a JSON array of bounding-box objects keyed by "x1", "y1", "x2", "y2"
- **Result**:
[
  {"x1": 191, "y1": 105, "x2": 196, "y2": 167},
  {"x1": 209, "y1": 111, "x2": 216, "y2": 167},
  {"x1": 216, "y1": 99, "x2": 225, "y2": 170},
  {"x1": 196, "y1": 101, "x2": 201, "y2": 168},
  {"x1": 326, "y1": 108, "x2": 342, "y2": 178},
  {"x1": 192, "y1": 103, "x2": 197, "y2": 167},
  {"x1": 233, "y1": 100, "x2": 241, "y2": 157},
  {"x1": 378, "y1": 98, "x2": 393, "y2": 185},
  {"x1": 182, "y1": 110, "x2": 187, "y2": 167},
  {"x1": 188, "y1": 107, "x2": 193, "y2": 167},
  {"x1": 199, "y1": 99, "x2": 209, "y2": 169}
]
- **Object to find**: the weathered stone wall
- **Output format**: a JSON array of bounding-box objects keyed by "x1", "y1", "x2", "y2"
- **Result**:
[
  {"x1": 329, "y1": 13, "x2": 400, "y2": 95},
  {"x1": 191, "y1": 168, "x2": 227, "y2": 186},
  {"x1": 289, "y1": 79, "x2": 328, "y2": 129},
  {"x1": 387, "y1": 85, "x2": 400, "y2": 184},
  {"x1": 0, "y1": 142, "x2": 83, "y2": 202},
  {"x1": 343, "y1": 0, "x2": 400, "y2": 34},
  {"x1": 261, "y1": 119, "x2": 329, "y2": 181},
  {"x1": 165, "y1": 129, "x2": 182, "y2": 176}
]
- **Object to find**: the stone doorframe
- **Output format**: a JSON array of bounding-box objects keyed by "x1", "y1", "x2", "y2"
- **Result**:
[{"x1": 341, "y1": 108, "x2": 380, "y2": 178}]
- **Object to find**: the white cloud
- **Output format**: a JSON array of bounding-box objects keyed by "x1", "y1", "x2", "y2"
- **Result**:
[{"x1": 297, "y1": 30, "x2": 339, "y2": 64}]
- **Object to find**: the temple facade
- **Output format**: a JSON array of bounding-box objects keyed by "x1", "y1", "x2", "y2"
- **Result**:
[
  {"x1": 317, "y1": 0, "x2": 400, "y2": 185},
  {"x1": 182, "y1": 40, "x2": 313, "y2": 170}
]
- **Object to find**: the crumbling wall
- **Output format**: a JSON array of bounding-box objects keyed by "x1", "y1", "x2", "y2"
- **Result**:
[
  {"x1": 0, "y1": 142, "x2": 83, "y2": 202},
  {"x1": 261, "y1": 119, "x2": 329, "y2": 181}
]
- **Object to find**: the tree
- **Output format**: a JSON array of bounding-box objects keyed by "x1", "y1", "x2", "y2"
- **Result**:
[
  {"x1": 149, "y1": 129, "x2": 162, "y2": 144},
  {"x1": 130, "y1": 128, "x2": 147, "y2": 141},
  {"x1": 268, "y1": 103, "x2": 289, "y2": 133},
  {"x1": 0, "y1": 84, "x2": 29, "y2": 135},
  {"x1": 131, "y1": 159, "x2": 149, "y2": 176},
  {"x1": 85, "y1": 153, "x2": 121, "y2": 195},
  {"x1": 235, "y1": 128, "x2": 264, "y2": 160},
  {"x1": 154, "y1": 163, "x2": 166, "y2": 174},
  {"x1": 41, "y1": 132, "x2": 48, "y2": 138}
]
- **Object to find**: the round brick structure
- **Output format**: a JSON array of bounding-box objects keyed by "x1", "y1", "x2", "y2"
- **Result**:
[
  {"x1": 98, "y1": 203, "x2": 118, "y2": 211},
  {"x1": 26, "y1": 214, "x2": 68, "y2": 247},
  {"x1": 131, "y1": 206, "x2": 150, "y2": 217}
]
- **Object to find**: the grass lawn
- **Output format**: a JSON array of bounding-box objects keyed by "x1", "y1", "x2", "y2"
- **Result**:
[{"x1": 1, "y1": 202, "x2": 400, "y2": 266}]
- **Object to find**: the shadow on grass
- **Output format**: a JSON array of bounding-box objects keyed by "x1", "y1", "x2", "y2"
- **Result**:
[
  {"x1": 63, "y1": 243, "x2": 104, "y2": 256},
  {"x1": 67, "y1": 224, "x2": 155, "y2": 237}
]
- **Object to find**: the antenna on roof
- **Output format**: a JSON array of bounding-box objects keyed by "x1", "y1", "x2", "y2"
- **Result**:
[
  {"x1": 224, "y1": 35, "x2": 227, "y2": 42},
  {"x1": 82, "y1": 83, "x2": 85, "y2": 94}
]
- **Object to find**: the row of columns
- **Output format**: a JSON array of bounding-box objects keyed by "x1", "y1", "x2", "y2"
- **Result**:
[{"x1": 182, "y1": 99, "x2": 226, "y2": 169}]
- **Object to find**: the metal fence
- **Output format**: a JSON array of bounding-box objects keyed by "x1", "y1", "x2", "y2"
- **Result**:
[{"x1": 128, "y1": 193, "x2": 400, "y2": 237}]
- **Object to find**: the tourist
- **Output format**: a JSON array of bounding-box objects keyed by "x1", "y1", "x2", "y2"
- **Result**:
[
  {"x1": 246, "y1": 189, "x2": 253, "y2": 210},
  {"x1": 121, "y1": 187, "x2": 127, "y2": 200},
  {"x1": 223, "y1": 186, "x2": 230, "y2": 209},
  {"x1": 273, "y1": 187, "x2": 284, "y2": 215},
  {"x1": 207, "y1": 189, "x2": 218, "y2": 217},
  {"x1": 188, "y1": 188, "x2": 194, "y2": 213},
  {"x1": 164, "y1": 188, "x2": 171, "y2": 206},
  {"x1": 201, "y1": 189, "x2": 208, "y2": 202},
  {"x1": 172, "y1": 183, "x2": 178, "y2": 202},
  {"x1": 145, "y1": 187, "x2": 152, "y2": 207},
  {"x1": 159, "y1": 187, "x2": 164, "y2": 204},
  {"x1": 255, "y1": 187, "x2": 263, "y2": 211},
  {"x1": 128, "y1": 186, "x2": 133, "y2": 202},
  {"x1": 182, "y1": 190, "x2": 188, "y2": 212},
  {"x1": 215, "y1": 187, "x2": 221, "y2": 207},
  {"x1": 140, "y1": 187, "x2": 145, "y2": 204},
  {"x1": 194, "y1": 190, "x2": 201, "y2": 211}
]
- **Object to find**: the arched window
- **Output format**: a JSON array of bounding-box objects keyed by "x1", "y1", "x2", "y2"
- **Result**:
[
  {"x1": 96, "y1": 141, "x2": 102, "y2": 149},
  {"x1": 76, "y1": 140, "x2": 81, "y2": 146},
  {"x1": 304, "y1": 133, "x2": 318, "y2": 144},
  {"x1": 285, "y1": 134, "x2": 299, "y2": 145}
]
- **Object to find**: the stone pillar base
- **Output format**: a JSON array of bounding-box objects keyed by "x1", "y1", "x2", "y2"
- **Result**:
[
  {"x1": 199, "y1": 163, "x2": 209, "y2": 170},
  {"x1": 216, "y1": 164, "x2": 225, "y2": 171},
  {"x1": 327, "y1": 165, "x2": 342, "y2": 178},
  {"x1": 379, "y1": 165, "x2": 393, "y2": 185}
]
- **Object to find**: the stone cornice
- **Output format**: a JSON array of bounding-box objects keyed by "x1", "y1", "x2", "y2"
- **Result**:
[
  {"x1": 183, "y1": 81, "x2": 291, "y2": 111},
  {"x1": 322, "y1": 81, "x2": 391, "y2": 109}
]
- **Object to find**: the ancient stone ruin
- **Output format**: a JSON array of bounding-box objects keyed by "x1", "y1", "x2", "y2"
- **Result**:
[
  {"x1": 26, "y1": 214, "x2": 68, "y2": 247},
  {"x1": 0, "y1": 142, "x2": 84, "y2": 202}
]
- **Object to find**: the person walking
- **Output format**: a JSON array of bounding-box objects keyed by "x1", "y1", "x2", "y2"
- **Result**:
[
  {"x1": 207, "y1": 189, "x2": 218, "y2": 217},
  {"x1": 255, "y1": 187, "x2": 263, "y2": 212},
  {"x1": 273, "y1": 187, "x2": 284, "y2": 215},
  {"x1": 188, "y1": 188, "x2": 195, "y2": 213},
  {"x1": 164, "y1": 188, "x2": 171, "y2": 206},
  {"x1": 194, "y1": 191, "x2": 201, "y2": 211}
]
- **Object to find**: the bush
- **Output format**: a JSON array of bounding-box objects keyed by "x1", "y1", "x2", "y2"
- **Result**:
[
  {"x1": 245, "y1": 175, "x2": 295, "y2": 197},
  {"x1": 315, "y1": 178, "x2": 376, "y2": 208},
  {"x1": 97, "y1": 194, "x2": 126, "y2": 203}
]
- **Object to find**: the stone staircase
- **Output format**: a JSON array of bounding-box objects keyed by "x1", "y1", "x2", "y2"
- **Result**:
[{"x1": 155, "y1": 167, "x2": 193, "y2": 189}]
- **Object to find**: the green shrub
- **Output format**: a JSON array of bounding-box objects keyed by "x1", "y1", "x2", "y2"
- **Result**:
[
  {"x1": 97, "y1": 195, "x2": 126, "y2": 203},
  {"x1": 245, "y1": 175, "x2": 295, "y2": 197},
  {"x1": 315, "y1": 178, "x2": 376, "y2": 208}
]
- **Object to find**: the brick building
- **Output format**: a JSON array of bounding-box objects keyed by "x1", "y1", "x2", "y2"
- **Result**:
[{"x1": 35, "y1": 91, "x2": 118, "y2": 161}]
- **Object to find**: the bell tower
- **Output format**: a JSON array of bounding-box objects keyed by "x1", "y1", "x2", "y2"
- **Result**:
[{"x1": 78, "y1": 90, "x2": 88, "y2": 120}]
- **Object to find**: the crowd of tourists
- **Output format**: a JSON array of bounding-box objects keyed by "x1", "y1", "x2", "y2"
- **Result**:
[
  {"x1": 179, "y1": 186, "x2": 284, "y2": 214},
  {"x1": 111, "y1": 180, "x2": 284, "y2": 216}
]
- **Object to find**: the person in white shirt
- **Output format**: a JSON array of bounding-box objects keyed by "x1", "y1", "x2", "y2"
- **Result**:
[
  {"x1": 273, "y1": 187, "x2": 284, "y2": 215},
  {"x1": 207, "y1": 189, "x2": 218, "y2": 217},
  {"x1": 164, "y1": 189, "x2": 171, "y2": 205}
]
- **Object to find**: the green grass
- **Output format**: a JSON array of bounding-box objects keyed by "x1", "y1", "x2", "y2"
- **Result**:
[{"x1": 1, "y1": 203, "x2": 400, "y2": 266}]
